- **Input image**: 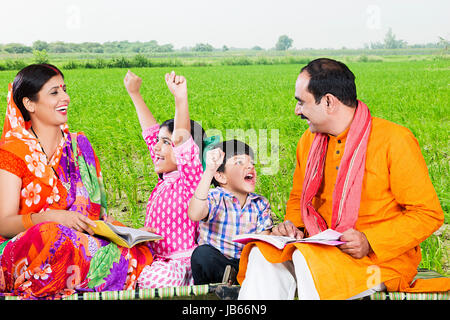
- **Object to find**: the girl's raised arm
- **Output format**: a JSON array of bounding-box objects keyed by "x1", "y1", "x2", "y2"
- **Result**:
[
  {"x1": 165, "y1": 71, "x2": 191, "y2": 147},
  {"x1": 124, "y1": 70, "x2": 158, "y2": 130}
]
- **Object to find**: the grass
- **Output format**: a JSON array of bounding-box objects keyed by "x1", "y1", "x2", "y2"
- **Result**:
[
  {"x1": 0, "y1": 57, "x2": 448, "y2": 274},
  {"x1": 0, "y1": 48, "x2": 447, "y2": 71}
]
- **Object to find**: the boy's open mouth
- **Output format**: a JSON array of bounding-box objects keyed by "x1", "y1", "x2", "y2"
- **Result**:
[{"x1": 244, "y1": 172, "x2": 255, "y2": 184}]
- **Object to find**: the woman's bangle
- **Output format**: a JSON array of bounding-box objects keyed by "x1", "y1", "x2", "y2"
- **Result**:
[
  {"x1": 21, "y1": 213, "x2": 34, "y2": 229},
  {"x1": 193, "y1": 193, "x2": 207, "y2": 201}
]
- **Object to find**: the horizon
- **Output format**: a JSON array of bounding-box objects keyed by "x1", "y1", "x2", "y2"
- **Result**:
[
  {"x1": 0, "y1": 36, "x2": 445, "y2": 51},
  {"x1": 0, "y1": 0, "x2": 448, "y2": 50}
]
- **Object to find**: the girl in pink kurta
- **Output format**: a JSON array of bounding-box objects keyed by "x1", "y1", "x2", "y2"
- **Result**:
[
  {"x1": 139, "y1": 123, "x2": 203, "y2": 287},
  {"x1": 124, "y1": 70, "x2": 206, "y2": 288}
]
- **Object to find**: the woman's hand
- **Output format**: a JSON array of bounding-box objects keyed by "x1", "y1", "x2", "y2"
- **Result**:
[
  {"x1": 124, "y1": 70, "x2": 142, "y2": 95},
  {"x1": 45, "y1": 210, "x2": 97, "y2": 235},
  {"x1": 102, "y1": 214, "x2": 116, "y2": 224},
  {"x1": 165, "y1": 71, "x2": 187, "y2": 100}
]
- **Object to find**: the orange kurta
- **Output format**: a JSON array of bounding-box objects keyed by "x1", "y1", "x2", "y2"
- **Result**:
[{"x1": 237, "y1": 117, "x2": 447, "y2": 299}]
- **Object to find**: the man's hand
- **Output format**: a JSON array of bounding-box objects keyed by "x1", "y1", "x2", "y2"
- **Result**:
[
  {"x1": 165, "y1": 71, "x2": 187, "y2": 100},
  {"x1": 124, "y1": 70, "x2": 142, "y2": 95},
  {"x1": 338, "y1": 228, "x2": 372, "y2": 259},
  {"x1": 271, "y1": 220, "x2": 304, "y2": 240}
]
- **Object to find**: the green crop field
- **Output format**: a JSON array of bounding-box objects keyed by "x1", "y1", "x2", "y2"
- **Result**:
[{"x1": 0, "y1": 58, "x2": 448, "y2": 274}]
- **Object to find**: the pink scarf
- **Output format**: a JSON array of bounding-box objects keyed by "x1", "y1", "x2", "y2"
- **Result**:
[{"x1": 300, "y1": 100, "x2": 372, "y2": 235}]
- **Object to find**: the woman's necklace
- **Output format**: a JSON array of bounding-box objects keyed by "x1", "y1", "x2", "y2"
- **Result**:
[{"x1": 30, "y1": 126, "x2": 71, "y2": 193}]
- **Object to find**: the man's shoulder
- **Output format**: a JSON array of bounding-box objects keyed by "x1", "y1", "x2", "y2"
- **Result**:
[
  {"x1": 370, "y1": 117, "x2": 415, "y2": 141},
  {"x1": 293, "y1": 117, "x2": 417, "y2": 154},
  {"x1": 366, "y1": 117, "x2": 421, "y2": 161},
  {"x1": 371, "y1": 117, "x2": 411, "y2": 133}
]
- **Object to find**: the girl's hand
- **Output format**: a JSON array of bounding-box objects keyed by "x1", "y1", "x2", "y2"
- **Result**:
[
  {"x1": 165, "y1": 71, "x2": 187, "y2": 100},
  {"x1": 205, "y1": 148, "x2": 225, "y2": 174},
  {"x1": 138, "y1": 226, "x2": 158, "y2": 234},
  {"x1": 124, "y1": 70, "x2": 142, "y2": 95},
  {"x1": 46, "y1": 209, "x2": 97, "y2": 235}
]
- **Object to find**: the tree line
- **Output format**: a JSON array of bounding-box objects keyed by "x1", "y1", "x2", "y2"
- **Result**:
[
  {"x1": 0, "y1": 39, "x2": 291, "y2": 54},
  {"x1": 364, "y1": 28, "x2": 448, "y2": 50},
  {"x1": 0, "y1": 31, "x2": 447, "y2": 55},
  {"x1": 0, "y1": 40, "x2": 175, "y2": 54}
]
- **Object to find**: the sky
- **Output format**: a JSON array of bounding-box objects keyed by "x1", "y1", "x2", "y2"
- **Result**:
[{"x1": 0, "y1": 0, "x2": 448, "y2": 49}]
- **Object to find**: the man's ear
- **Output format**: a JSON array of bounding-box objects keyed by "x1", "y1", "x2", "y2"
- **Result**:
[
  {"x1": 323, "y1": 93, "x2": 339, "y2": 115},
  {"x1": 22, "y1": 97, "x2": 35, "y2": 114},
  {"x1": 214, "y1": 171, "x2": 227, "y2": 186}
]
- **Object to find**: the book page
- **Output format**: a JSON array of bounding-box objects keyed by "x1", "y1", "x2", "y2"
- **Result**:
[
  {"x1": 298, "y1": 229, "x2": 344, "y2": 245},
  {"x1": 233, "y1": 234, "x2": 296, "y2": 249},
  {"x1": 91, "y1": 221, "x2": 163, "y2": 248},
  {"x1": 107, "y1": 223, "x2": 163, "y2": 244},
  {"x1": 233, "y1": 229, "x2": 344, "y2": 249}
]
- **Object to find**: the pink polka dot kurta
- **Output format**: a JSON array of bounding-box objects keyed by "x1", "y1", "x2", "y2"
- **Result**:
[{"x1": 137, "y1": 124, "x2": 202, "y2": 288}]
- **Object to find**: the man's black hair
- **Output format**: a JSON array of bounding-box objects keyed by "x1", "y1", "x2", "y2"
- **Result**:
[{"x1": 300, "y1": 58, "x2": 357, "y2": 108}]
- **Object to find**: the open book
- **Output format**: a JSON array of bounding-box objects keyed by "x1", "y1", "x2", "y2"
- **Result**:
[
  {"x1": 232, "y1": 228, "x2": 344, "y2": 250},
  {"x1": 91, "y1": 220, "x2": 163, "y2": 248}
]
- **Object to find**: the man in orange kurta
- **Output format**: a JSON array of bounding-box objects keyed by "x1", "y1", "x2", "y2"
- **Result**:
[{"x1": 237, "y1": 58, "x2": 447, "y2": 300}]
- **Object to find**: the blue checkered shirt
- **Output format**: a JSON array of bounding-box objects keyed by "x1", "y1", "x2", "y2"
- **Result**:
[{"x1": 198, "y1": 187, "x2": 273, "y2": 259}]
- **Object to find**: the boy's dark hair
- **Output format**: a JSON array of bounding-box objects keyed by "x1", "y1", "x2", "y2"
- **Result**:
[
  {"x1": 13, "y1": 64, "x2": 64, "y2": 121},
  {"x1": 211, "y1": 139, "x2": 255, "y2": 187},
  {"x1": 300, "y1": 58, "x2": 357, "y2": 108},
  {"x1": 158, "y1": 119, "x2": 207, "y2": 180}
]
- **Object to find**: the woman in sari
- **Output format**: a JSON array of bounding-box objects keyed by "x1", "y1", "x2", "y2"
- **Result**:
[{"x1": 0, "y1": 64, "x2": 153, "y2": 299}]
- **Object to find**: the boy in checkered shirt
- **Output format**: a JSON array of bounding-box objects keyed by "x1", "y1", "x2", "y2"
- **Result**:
[{"x1": 188, "y1": 140, "x2": 273, "y2": 285}]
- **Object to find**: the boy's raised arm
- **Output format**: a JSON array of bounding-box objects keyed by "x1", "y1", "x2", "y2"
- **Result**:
[
  {"x1": 188, "y1": 148, "x2": 225, "y2": 222},
  {"x1": 124, "y1": 70, "x2": 158, "y2": 130}
]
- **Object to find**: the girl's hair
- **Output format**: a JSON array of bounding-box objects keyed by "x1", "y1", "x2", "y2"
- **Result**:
[
  {"x1": 158, "y1": 118, "x2": 207, "y2": 179},
  {"x1": 12, "y1": 63, "x2": 64, "y2": 122}
]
